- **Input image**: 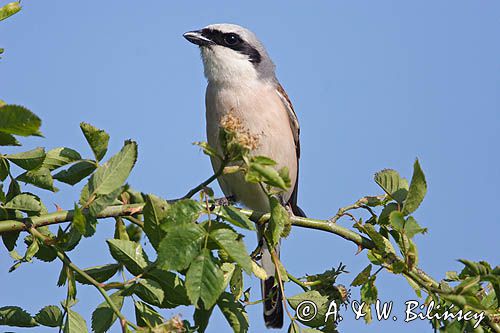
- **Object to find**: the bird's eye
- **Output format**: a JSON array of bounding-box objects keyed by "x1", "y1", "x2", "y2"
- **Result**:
[{"x1": 223, "y1": 33, "x2": 240, "y2": 46}]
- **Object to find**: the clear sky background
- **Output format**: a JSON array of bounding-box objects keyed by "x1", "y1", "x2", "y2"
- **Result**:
[{"x1": 1, "y1": 1, "x2": 499, "y2": 332}]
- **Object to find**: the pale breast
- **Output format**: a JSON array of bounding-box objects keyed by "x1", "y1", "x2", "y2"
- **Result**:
[{"x1": 205, "y1": 82, "x2": 298, "y2": 212}]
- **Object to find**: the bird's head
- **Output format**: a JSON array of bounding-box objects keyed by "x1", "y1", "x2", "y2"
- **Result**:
[{"x1": 183, "y1": 23, "x2": 276, "y2": 84}]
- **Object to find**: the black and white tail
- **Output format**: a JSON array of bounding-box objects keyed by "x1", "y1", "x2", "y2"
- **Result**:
[{"x1": 261, "y1": 242, "x2": 284, "y2": 328}]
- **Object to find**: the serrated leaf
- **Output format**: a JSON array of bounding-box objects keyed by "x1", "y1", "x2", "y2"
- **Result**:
[
  {"x1": 53, "y1": 160, "x2": 96, "y2": 185},
  {"x1": 217, "y1": 292, "x2": 249, "y2": 333},
  {"x1": 6, "y1": 147, "x2": 45, "y2": 170},
  {"x1": 374, "y1": 169, "x2": 409, "y2": 204},
  {"x1": 74, "y1": 264, "x2": 120, "y2": 285},
  {"x1": 2, "y1": 231, "x2": 19, "y2": 251},
  {"x1": 142, "y1": 194, "x2": 169, "y2": 249},
  {"x1": 0, "y1": 105, "x2": 41, "y2": 136},
  {"x1": 378, "y1": 203, "x2": 398, "y2": 225},
  {"x1": 43, "y1": 148, "x2": 82, "y2": 171},
  {"x1": 185, "y1": 249, "x2": 225, "y2": 309},
  {"x1": 134, "y1": 301, "x2": 164, "y2": 328},
  {"x1": 288, "y1": 291, "x2": 330, "y2": 327},
  {"x1": 361, "y1": 276, "x2": 378, "y2": 304},
  {"x1": 17, "y1": 167, "x2": 57, "y2": 192},
  {"x1": 82, "y1": 185, "x2": 122, "y2": 217},
  {"x1": 0, "y1": 132, "x2": 21, "y2": 146},
  {"x1": 134, "y1": 279, "x2": 165, "y2": 307},
  {"x1": 389, "y1": 211, "x2": 405, "y2": 232},
  {"x1": 351, "y1": 264, "x2": 372, "y2": 286},
  {"x1": 209, "y1": 228, "x2": 252, "y2": 274},
  {"x1": 64, "y1": 309, "x2": 88, "y2": 333},
  {"x1": 193, "y1": 306, "x2": 214, "y2": 333},
  {"x1": 251, "y1": 261, "x2": 268, "y2": 280},
  {"x1": 0, "y1": 157, "x2": 9, "y2": 180},
  {"x1": 106, "y1": 239, "x2": 148, "y2": 275},
  {"x1": 214, "y1": 206, "x2": 255, "y2": 230},
  {"x1": 0, "y1": 306, "x2": 38, "y2": 327},
  {"x1": 80, "y1": 123, "x2": 110, "y2": 161},
  {"x1": 5, "y1": 193, "x2": 42, "y2": 212},
  {"x1": 402, "y1": 159, "x2": 427, "y2": 215},
  {"x1": 158, "y1": 199, "x2": 202, "y2": 231},
  {"x1": 34, "y1": 305, "x2": 62, "y2": 327},
  {"x1": 265, "y1": 196, "x2": 289, "y2": 247},
  {"x1": 87, "y1": 140, "x2": 137, "y2": 197},
  {"x1": 145, "y1": 269, "x2": 190, "y2": 308},
  {"x1": 251, "y1": 156, "x2": 277, "y2": 166},
  {"x1": 156, "y1": 223, "x2": 206, "y2": 271},
  {"x1": 91, "y1": 291, "x2": 124, "y2": 333},
  {"x1": 404, "y1": 216, "x2": 427, "y2": 238}
]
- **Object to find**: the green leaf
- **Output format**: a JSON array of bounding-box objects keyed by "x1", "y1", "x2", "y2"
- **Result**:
[
  {"x1": 157, "y1": 223, "x2": 206, "y2": 271},
  {"x1": 193, "y1": 306, "x2": 214, "y2": 333},
  {"x1": 251, "y1": 156, "x2": 277, "y2": 166},
  {"x1": 288, "y1": 291, "x2": 330, "y2": 327},
  {"x1": 74, "y1": 264, "x2": 120, "y2": 285},
  {"x1": 53, "y1": 160, "x2": 96, "y2": 185},
  {"x1": 217, "y1": 292, "x2": 249, "y2": 333},
  {"x1": 0, "y1": 105, "x2": 41, "y2": 136},
  {"x1": 91, "y1": 291, "x2": 124, "y2": 333},
  {"x1": 142, "y1": 194, "x2": 169, "y2": 249},
  {"x1": 209, "y1": 228, "x2": 253, "y2": 274},
  {"x1": 374, "y1": 169, "x2": 409, "y2": 204},
  {"x1": 193, "y1": 141, "x2": 220, "y2": 159},
  {"x1": 145, "y1": 268, "x2": 191, "y2": 308},
  {"x1": 5, "y1": 193, "x2": 42, "y2": 212},
  {"x1": 245, "y1": 162, "x2": 288, "y2": 190},
  {"x1": 72, "y1": 204, "x2": 96, "y2": 237},
  {"x1": 64, "y1": 309, "x2": 88, "y2": 333},
  {"x1": 0, "y1": 132, "x2": 20, "y2": 146},
  {"x1": 134, "y1": 301, "x2": 164, "y2": 328},
  {"x1": 134, "y1": 279, "x2": 165, "y2": 307},
  {"x1": 404, "y1": 216, "x2": 427, "y2": 238},
  {"x1": 2, "y1": 231, "x2": 19, "y2": 251},
  {"x1": 361, "y1": 276, "x2": 378, "y2": 304},
  {"x1": 229, "y1": 266, "x2": 243, "y2": 300},
  {"x1": 389, "y1": 211, "x2": 405, "y2": 232},
  {"x1": 265, "y1": 196, "x2": 289, "y2": 247},
  {"x1": 402, "y1": 159, "x2": 427, "y2": 215},
  {"x1": 106, "y1": 239, "x2": 149, "y2": 275},
  {"x1": 0, "y1": 2, "x2": 21, "y2": 21},
  {"x1": 17, "y1": 167, "x2": 57, "y2": 192},
  {"x1": 185, "y1": 249, "x2": 225, "y2": 309},
  {"x1": 158, "y1": 199, "x2": 203, "y2": 231},
  {"x1": 43, "y1": 147, "x2": 82, "y2": 171},
  {"x1": 351, "y1": 264, "x2": 372, "y2": 286},
  {"x1": 378, "y1": 203, "x2": 398, "y2": 225},
  {"x1": 81, "y1": 185, "x2": 122, "y2": 217},
  {"x1": 80, "y1": 122, "x2": 110, "y2": 161},
  {"x1": 87, "y1": 140, "x2": 137, "y2": 196},
  {"x1": 0, "y1": 157, "x2": 10, "y2": 181},
  {"x1": 214, "y1": 206, "x2": 255, "y2": 231},
  {"x1": 0, "y1": 306, "x2": 38, "y2": 327},
  {"x1": 6, "y1": 147, "x2": 45, "y2": 170},
  {"x1": 25, "y1": 238, "x2": 40, "y2": 262},
  {"x1": 34, "y1": 305, "x2": 62, "y2": 327}
]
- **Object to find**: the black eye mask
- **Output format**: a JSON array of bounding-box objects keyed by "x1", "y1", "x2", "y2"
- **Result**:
[{"x1": 201, "y1": 29, "x2": 262, "y2": 64}]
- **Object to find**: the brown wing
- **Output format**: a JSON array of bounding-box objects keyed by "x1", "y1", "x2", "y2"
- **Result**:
[{"x1": 275, "y1": 83, "x2": 306, "y2": 217}]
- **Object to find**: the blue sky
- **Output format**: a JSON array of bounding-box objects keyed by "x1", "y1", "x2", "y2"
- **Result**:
[{"x1": 1, "y1": 1, "x2": 499, "y2": 332}]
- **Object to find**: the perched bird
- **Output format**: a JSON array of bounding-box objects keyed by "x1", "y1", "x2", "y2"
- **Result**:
[{"x1": 184, "y1": 23, "x2": 305, "y2": 329}]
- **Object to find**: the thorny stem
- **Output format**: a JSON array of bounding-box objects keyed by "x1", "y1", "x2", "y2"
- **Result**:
[{"x1": 29, "y1": 228, "x2": 139, "y2": 331}]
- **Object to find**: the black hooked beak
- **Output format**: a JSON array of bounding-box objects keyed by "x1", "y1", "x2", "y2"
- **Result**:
[{"x1": 183, "y1": 30, "x2": 214, "y2": 46}]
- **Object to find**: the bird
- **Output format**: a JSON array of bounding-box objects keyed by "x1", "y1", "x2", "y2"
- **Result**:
[{"x1": 183, "y1": 23, "x2": 305, "y2": 329}]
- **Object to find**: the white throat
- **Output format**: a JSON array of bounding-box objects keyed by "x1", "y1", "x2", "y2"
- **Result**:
[{"x1": 201, "y1": 46, "x2": 259, "y2": 85}]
